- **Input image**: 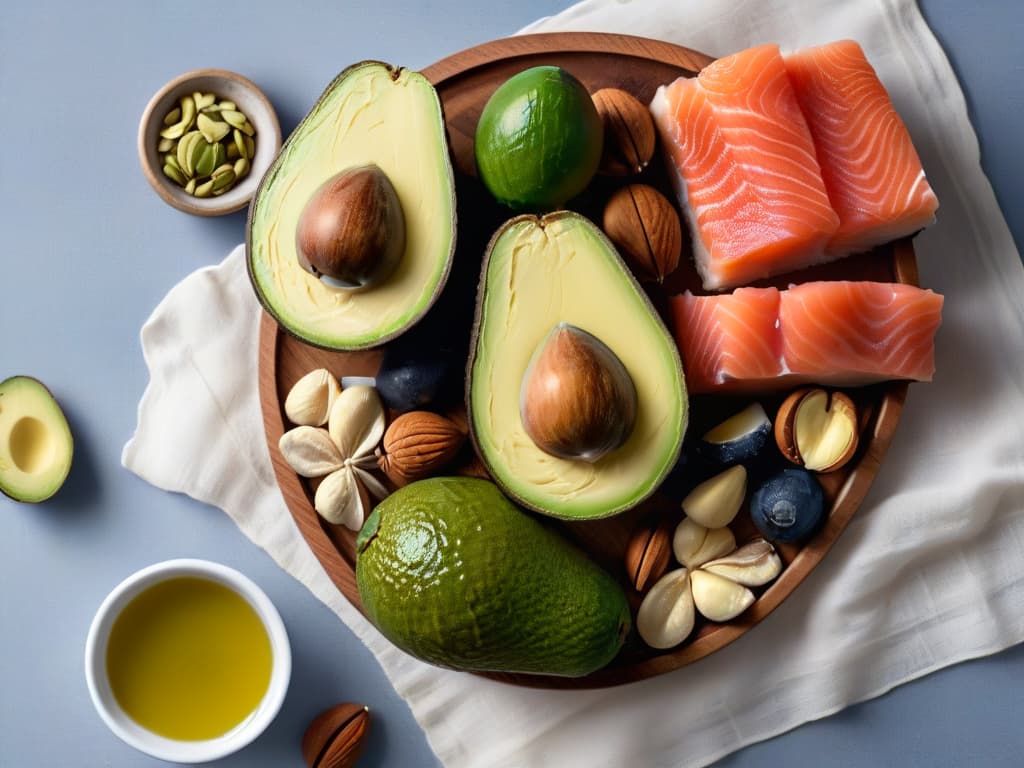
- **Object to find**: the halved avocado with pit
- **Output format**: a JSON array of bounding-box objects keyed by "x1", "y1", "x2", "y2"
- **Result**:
[
  {"x1": 247, "y1": 61, "x2": 456, "y2": 350},
  {"x1": 0, "y1": 376, "x2": 73, "y2": 503},
  {"x1": 467, "y1": 212, "x2": 688, "y2": 520}
]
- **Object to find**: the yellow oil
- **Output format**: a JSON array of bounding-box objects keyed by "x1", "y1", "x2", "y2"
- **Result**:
[{"x1": 106, "y1": 576, "x2": 273, "y2": 741}]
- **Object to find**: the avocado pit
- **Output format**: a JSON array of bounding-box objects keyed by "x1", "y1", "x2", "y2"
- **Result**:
[
  {"x1": 295, "y1": 164, "x2": 406, "y2": 290},
  {"x1": 519, "y1": 323, "x2": 638, "y2": 462}
]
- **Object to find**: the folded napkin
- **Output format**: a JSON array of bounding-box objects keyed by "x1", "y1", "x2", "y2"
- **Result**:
[{"x1": 123, "y1": 0, "x2": 1024, "y2": 765}]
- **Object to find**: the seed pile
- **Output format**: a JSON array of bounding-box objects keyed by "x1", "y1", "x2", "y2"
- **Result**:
[{"x1": 158, "y1": 92, "x2": 256, "y2": 198}]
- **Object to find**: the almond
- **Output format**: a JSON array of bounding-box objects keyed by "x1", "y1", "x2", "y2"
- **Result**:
[
  {"x1": 624, "y1": 515, "x2": 674, "y2": 592},
  {"x1": 301, "y1": 703, "x2": 370, "y2": 768},
  {"x1": 378, "y1": 411, "x2": 465, "y2": 483}
]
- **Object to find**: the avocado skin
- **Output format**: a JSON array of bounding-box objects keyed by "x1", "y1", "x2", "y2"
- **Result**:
[{"x1": 356, "y1": 477, "x2": 631, "y2": 677}]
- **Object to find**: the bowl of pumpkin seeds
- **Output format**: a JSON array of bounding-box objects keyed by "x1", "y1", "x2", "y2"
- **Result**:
[{"x1": 138, "y1": 69, "x2": 281, "y2": 216}]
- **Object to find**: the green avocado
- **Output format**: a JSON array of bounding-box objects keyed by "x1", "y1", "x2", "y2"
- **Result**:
[
  {"x1": 355, "y1": 477, "x2": 630, "y2": 678},
  {"x1": 247, "y1": 61, "x2": 456, "y2": 351},
  {"x1": 467, "y1": 211, "x2": 688, "y2": 519},
  {"x1": 0, "y1": 376, "x2": 73, "y2": 503},
  {"x1": 474, "y1": 65, "x2": 602, "y2": 210}
]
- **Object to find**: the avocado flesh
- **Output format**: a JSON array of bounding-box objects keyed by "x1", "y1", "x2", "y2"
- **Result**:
[
  {"x1": 356, "y1": 477, "x2": 630, "y2": 677},
  {"x1": 468, "y1": 212, "x2": 687, "y2": 519},
  {"x1": 248, "y1": 62, "x2": 456, "y2": 350},
  {"x1": 0, "y1": 377, "x2": 73, "y2": 503}
]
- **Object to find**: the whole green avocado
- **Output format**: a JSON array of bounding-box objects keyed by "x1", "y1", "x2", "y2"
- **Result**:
[{"x1": 355, "y1": 477, "x2": 631, "y2": 677}]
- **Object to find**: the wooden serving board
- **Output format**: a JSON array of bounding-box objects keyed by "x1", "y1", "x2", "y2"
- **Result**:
[{"x1": 257, "y1": 32, "x2": 917, "y2": 689}]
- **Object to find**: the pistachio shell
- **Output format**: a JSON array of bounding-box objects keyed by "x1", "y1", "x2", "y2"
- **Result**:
[
  {"x1": 702, "y1": 538, "x2": 782, "y2": 587},
  {"x1": 690, "y1": 569, "x2": 755, "y2": 622},
  {"x1": 328, "y1": 386, "x2": 385, "y2": 462},
  {"x1": 314, "y1": 467, "x2": 367, "y2": 529},
  {"x1": 278, "y1": 426, "x2": 343, "y2": 477},
  {"x1": 636, "y1": 568, "x2": 695, "y2": 649},
  {"x1": 672, "y1": 518, "x2": 736, "y2": 569}
]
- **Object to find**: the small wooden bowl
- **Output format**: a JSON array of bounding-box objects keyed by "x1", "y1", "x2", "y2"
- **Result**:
[{"x1": 138, "y1": 68, "x2": 282, "y2": 216}]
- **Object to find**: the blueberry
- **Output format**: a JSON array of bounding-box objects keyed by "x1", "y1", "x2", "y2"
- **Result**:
[{"x1": 750, "y1": 467, "x2": 825, "y2": 543}]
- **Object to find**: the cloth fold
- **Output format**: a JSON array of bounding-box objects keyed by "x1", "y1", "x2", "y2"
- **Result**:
[{"x1": 123, "y1": 1, "x2": 1024, "y2": 766}]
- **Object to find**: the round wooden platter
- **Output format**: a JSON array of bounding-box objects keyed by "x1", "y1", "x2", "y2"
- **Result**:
[{"x1": 257, "y1": 32, "x2": 918, "y2": 689}]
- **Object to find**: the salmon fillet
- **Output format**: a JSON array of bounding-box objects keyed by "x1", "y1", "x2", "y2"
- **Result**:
[
  {"x1": 784, "y1": 40, "x2": 939, "y2": 256},
  {"x1": 651, "y1": 44, "x2": 839, "y2": 290},
  {"x1": 780, "y1": 281, "x2": 943, "y2": 383},
  {"x1": 669, "y1": 288, "x2": 782, "y2": 393},
  {"x1": 670, "y1": 281, "x2": 943, "y2": 393}
]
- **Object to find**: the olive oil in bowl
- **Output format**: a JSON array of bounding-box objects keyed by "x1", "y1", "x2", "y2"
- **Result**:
[
  {"x1": 105, "y1": 576, "x2": 272, "y2": 741},
  {"x1": 87, "y1": 560, "x2": 290, "y2": 762}
]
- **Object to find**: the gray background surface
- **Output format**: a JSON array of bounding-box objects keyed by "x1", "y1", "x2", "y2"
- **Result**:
[{"x1": 1, "y1": 1, "x2": 1022, "y2": 766}]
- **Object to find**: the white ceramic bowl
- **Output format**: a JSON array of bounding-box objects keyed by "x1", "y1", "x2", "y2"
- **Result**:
[
  {"x1": 84, "y1": 559, "x2": 291, "y2": 763},
  {"x1": 138, "y1": 68, "x2": 281, "y2": 216}
]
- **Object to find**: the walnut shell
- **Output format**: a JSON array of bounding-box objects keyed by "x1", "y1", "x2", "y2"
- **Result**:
[
  {"x1": 592, "y1": 88, "x2": 656, "y2": 176},
  {"x1": 378, "y1": 411, "x2": 465, "y2": 483},
  {"x1": 602, "y1": 184, "x2": 682, "y2": 283}
]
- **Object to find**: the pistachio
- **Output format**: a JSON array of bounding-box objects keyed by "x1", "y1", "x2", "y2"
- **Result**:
[
  {"x1": 690, "y1": 569, "x2": 755, "y2": 622},
  {"x1": 602, "y1": 184, "x2": 682, "y2": 284},
  {"x1": 702, "y1": 538, "x2": 782, "y2": 586},
  {"x1": 193, "y1": 179, "x2": 214, "y2": 198},
  {"x1": 681, "y1": 465, "x2": 747, "y2": 529},
  {"x1": 672, "y1": 517, "x2": 736, "y2": 568},
  {"x1": 218, "y1": 100, "x2": 237, "y2": 111},
  {"x1": 198, "y1": 112, "x2": 231, "y2": 143},
  {"x1": 233, "y1": 156, "x2": 250, "y2": 178},
  {"x1": 221, "y1": 109, "x2": 248, "y2": 129},
  {"x1": 162, "y1": 163, "x2": 187, "y2": 186},
  {"x1": 624, "y1": 515, "x2": 674, "y2": 592},
  {"x1": 775, "y1": 387, "x2": 859, "y2": 472},
  {"x1": 157, "y1": 136, "x2": 176, "y2": 153},
  {"x1": 162, "y1": 106, "x2": 181, "y2": 126},
  {"x1": 211, "y1": 165, "x2": 236, "y2": 191},
  {"x1": 636, "y1": 568, "x2": 695, "y2": 649},
  {"x1": 193, "y1": 91, "x2": 216, "y2": 110},
  {"x1": 301, "y1": 703, "x2": 370, "y2": 768},
  {"x1": 233, "y1": 128, "x2": 248, "y2": 159},
  {"x1": 284, "y1": 368, "x2": 341, "y2": 426},
  {"x1": 184, "y1": 178, "x2": 196, "y2": 195}
]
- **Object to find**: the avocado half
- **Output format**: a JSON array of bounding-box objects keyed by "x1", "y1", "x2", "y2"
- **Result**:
[
  {"x1": 0, "y1": 376, "x2": 73, "y2": 503},
  {"x1": 467, "y1": 212, "x2": 688, "y2": 520},
  {"x1": 247, "y1": 61, "x2": 457, "y2": 350}
]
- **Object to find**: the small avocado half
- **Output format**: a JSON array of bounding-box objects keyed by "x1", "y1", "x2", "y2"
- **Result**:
[
  {"x1": 467, "y1": 212, "x2": 688, "y2": 520},
  {"x1": 0, "y1": 376, "x2": 73, "y2": 503},
  {"x1": 247, "y1": 61, "x2": 457, "y2": 351}
]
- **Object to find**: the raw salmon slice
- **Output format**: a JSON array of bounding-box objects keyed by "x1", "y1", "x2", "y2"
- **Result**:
[
  {"x1": 785, "y1": 40, "x2": 939, "y2": 255},
  {"x1": 651, "y1": 44, "x2": 839, "y2": 290},
  {"x1": 780, "y1": 281, "x2": 943, "y2": 384},
  {"x1": 670, "y1": 282, "x2": 942, "y2": 393},
  {"x1": 670, "y1": 288, "x2": 783, "y2": 393}
]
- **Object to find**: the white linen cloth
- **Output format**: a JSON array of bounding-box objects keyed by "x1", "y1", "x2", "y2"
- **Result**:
[{"x1": 123, "y1": 0, "x2": 1024, "y2": 765}]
